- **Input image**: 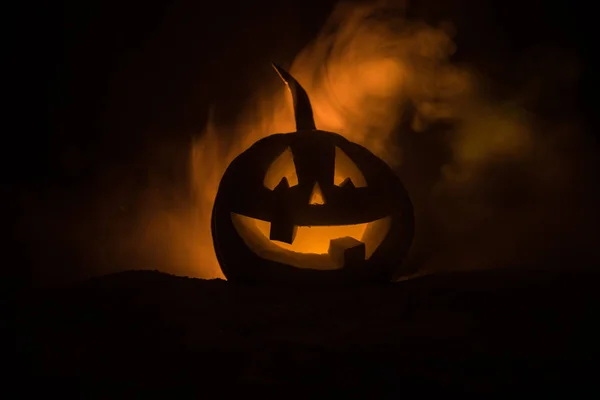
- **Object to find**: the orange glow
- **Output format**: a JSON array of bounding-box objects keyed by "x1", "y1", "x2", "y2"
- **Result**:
[
  {"x1": 263, "y1": 147, "x2": 298, "y2": 189},
  {"x1": 179, "y1": 1, "x2": 535, "y2": 279},
  {"x1": 256, "y1": 219, "x2": 368, "y2": 255},
  {"x1": 231, "y1": 213, "x2": 391, "y2": 269},
  {"x1": 334, "y1": 147, "x2": 367, "y2": 187},
  {"x1": 187, "y1": 2, "x2": 471, "y2": 279},
  {"x1": 309, "y1": 183, "x2": 325, "y2": 205}
]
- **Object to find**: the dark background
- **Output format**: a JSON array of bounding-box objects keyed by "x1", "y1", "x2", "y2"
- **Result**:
[{"x1": 8, "y1": 0, "x2": 597, "y2": 289}]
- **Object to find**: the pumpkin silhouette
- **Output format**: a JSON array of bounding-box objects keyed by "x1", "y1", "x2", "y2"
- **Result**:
[{"x1": 211, "y1": 64, "x2": 414, "y2": 283}]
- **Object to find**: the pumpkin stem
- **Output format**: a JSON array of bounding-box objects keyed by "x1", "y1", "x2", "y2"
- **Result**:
[{"x1": 272, "y1": 63, "x2": 317, "y2": 131}]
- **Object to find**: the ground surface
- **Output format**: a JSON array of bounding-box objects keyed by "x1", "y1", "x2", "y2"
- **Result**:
[{"x1": 12, "y1": 266, "x2": 600, "y2": 395}]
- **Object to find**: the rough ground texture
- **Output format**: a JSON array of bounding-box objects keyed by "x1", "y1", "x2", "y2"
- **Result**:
[{"x1": 12, "y1": 266, "x2": 600, "y2": 395}]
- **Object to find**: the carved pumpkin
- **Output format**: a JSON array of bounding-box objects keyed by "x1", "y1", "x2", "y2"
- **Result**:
[{"x1": 211, "y1": 64, "x2": 414, "y2": 283}]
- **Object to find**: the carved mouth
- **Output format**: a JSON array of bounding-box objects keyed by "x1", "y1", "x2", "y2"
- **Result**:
[{"x1": 231, "y1": 213, "x2": 391, "y2": 270}]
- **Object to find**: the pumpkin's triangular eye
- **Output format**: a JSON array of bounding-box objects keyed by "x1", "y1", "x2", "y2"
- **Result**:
[
  {"x1": 338, "y1": 177, "x2": 355, "y2": 189},
  {"x1": 333, "y1": 147, "x2": 367, "y2": 187},
  {"x1": 264, "y1": 147, "x2": 299, "y2": 189}
]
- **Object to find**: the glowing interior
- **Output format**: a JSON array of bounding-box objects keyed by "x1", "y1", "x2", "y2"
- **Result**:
[
  {"x1": 231, "y1": 213, "x2": 390, "y2": 270},
  {"x1": 255, "y1": 218, "x2": 367, "y2": 254},
  {"x1": 309, "y1": 183, "x2": 325, "y2": 205},
  {"x1": 230, "y1": 144, "x2": 389, "y2": 270}
]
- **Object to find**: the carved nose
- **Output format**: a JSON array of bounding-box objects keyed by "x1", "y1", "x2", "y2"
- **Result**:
[{"x1": 309, "y1": 183, "x2": 325, "y2": 205}]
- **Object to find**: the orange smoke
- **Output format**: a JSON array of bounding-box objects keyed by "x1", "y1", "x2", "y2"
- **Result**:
[
  {"x1": 130, "y1": 1, "x2": 590, "y2": 280},
  {"x1": 185, "y1": 1, "x2": 472, "y2": 278},
  {"x1": 21, "y1": 1, "x2": 595, "y2": 288}
]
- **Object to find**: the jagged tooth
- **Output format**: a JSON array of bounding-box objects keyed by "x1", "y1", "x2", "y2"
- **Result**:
[
  {"x1": 269, "y1": 219, "x2": 297, "y2": 244},
  {"x1": 270, "y1": 176, "x2": 295, "y2": 243},
  {"x1": 328, "y1": 237, "x2": 366, "y2": 269},
  {"x1": 339, "y1": 178, "x2": 355, "y2": 189},
  {"x1": 273, "y1": 177, "x2": 290, "y2": 191}
]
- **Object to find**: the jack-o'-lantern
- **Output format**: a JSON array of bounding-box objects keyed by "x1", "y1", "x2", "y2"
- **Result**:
[{"x1": 211, "y1": 64, "x2": 414, "y2": 283}]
